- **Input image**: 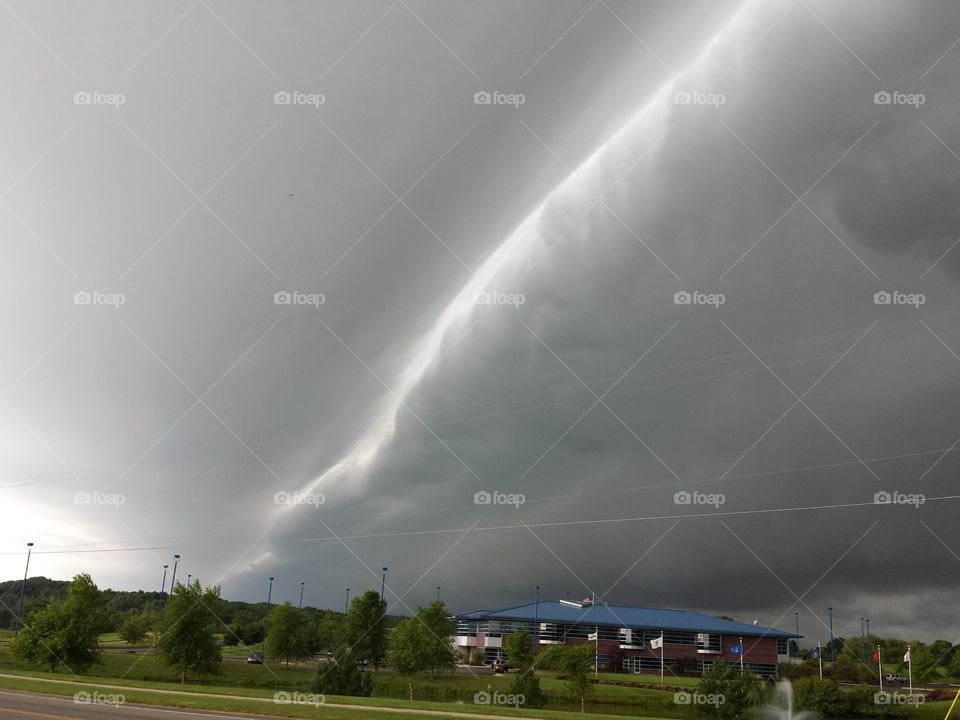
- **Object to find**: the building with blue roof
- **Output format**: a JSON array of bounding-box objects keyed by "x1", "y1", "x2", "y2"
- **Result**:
[{"x1": 456, "y1": 598, "x2": 800, "y2": 677}]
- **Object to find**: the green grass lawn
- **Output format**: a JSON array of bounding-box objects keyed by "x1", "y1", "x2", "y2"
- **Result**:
[{"x1": 0, "y1": 672, "x2": 675, "y2": 720}]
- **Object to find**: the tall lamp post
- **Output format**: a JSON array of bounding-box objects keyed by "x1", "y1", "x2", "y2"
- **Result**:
[
  {"x1": 828, "y1": 607, "x2": 835, "y2": 670},
  {"x1": 160, "y1": 564, "x2": 168, "y2": 609},
  {"x1": 380, "y1": 567, "x2": 388, "y2": 601},
  {"x1": 169, "y1": 554, "x2": 181, "y2": 593},
  {"x1": 532, "y1": 585, "x2": 540, "y2": 656},
  {"x1": 860, "y1": 618, "x2": 866, "y2": 661},
  {"x1": 186, "y1": 574, "x2": 191, "y2": 586},
  {"x1": 794, "y1": 612, "x2": 799, "y2": 657},
  {"x1": 262, "y1": 576, "x2": 274, "y2": 656},
  {"x1": 299, "y1": 582, "x2": 305, "y2": 609},
  {"x1": 13, "y1": 542, "x2": 34, "y2": 638},
  {"x1": 344, "y1": 588, "x2": 350, "y2": 613},
  {"x1": 436, "y1": 585, "x2": 441, "y2": 603}
]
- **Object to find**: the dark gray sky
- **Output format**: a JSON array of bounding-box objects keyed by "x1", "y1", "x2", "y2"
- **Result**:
[{"x1": 3, "y1": 0, "x2": 960, "y2": 646}]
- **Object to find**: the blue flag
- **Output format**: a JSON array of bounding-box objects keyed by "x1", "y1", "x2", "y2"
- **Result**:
[
  {"x1": 811, "y1": 646, "x2": 821, "y2": 659},
  {"x1": 729, "y1": 643, "x2": 743, "y2": 654}
]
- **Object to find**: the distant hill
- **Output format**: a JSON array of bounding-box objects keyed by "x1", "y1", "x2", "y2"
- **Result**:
[{"x1": 1, "y1": 576, "x2": 163, "y2": 632}]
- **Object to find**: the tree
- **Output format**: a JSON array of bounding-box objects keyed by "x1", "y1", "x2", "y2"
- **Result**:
[
  {"x1": 385, "y1": 602, "x2": 457, "y2": 700},
  {"x1": 536, "y1": 644, "x2": 595, "y2": 712},
  {"x1": 793, "y1": 677, "x2": 853, "y2": 716},
  {"x1": 314, "y1": 646, "x2": 373, "y2": 697},
  {"x1": 119, "y1": 607, "x2": 155, "y2": 646},
  {"x1": 10, "y1": 573, "x2": 109, "y2": 674},
  {"x1": 386, "y1": 616, "x2": 429, "y2": 700},
  {"x1": 511, "y1": 666, "x2": 546, "y2": 708},
  {"x1": 155, "y1": 579, "x2": 223, "y2": 683},
  {"x1": 308, "y1": 610, "x2": 344, "y2": 655},
  {"x1": 504, "y1": 630, "x2": 534, "y2": 669},
  {"x1": 264, "y1": 602, "x2": 311, "y2": 665},
  {"x1": 343, "y1": 591, "x2": 387, "y2": 670},
  {"x1": 416, "y1": 602, "x2": 457, "y2": 677},
  {"x1": 695, "y1": 659, "x2": 766, "y2": 720}
]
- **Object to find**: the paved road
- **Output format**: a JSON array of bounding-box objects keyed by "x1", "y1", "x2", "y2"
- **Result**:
[{"x1": 0, "y1": 690, "x2": 281, "y2": 720}]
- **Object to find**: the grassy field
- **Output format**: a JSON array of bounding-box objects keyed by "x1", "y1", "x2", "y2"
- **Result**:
[{"x1": 0, "y1": 672, "x2": 674, "y2": 720}]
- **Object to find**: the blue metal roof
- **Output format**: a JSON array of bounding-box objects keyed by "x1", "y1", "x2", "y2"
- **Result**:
[{"x1": 460, "y1": 601, "x2": 799, "y2": 639}]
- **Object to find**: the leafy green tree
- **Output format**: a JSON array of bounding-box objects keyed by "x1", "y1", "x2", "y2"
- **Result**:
[
  {"x1": 505, "y1": 630, "x2": 534, "y2": 669},
  {"x1": 386, "y1": 616, "x2": 429, "y2": 700},
  {"x1": 314, "y1": 646, "x2": 373, "y2": 696},
  {"x1": 415, "y1": 602, "x2": 457, "y2": 677},
  {"x1": 695, "y1": 659, "x2": 766, "y2": 720},
  {"x1": 793, "y1": 676, "x2": 853, "y2": 716},
  {"x1": 536, "y1": 643, "x2": 595, "y2": 712},
  {"x1": 385, "y1": 602, "x2": 457, "y2": 700},
  {"x1": 10, "y1": 573, "x2": 109, "y2": 673},
  {"x1": 119, "y1": 607, "x2": 155, "y2": 646},
  {"x1": 511, "y1": 666, "x2": 546, "y2": 708},
  {"x1": 308, "y1": 610, "x2": 344, "y2": 654},
  {"x1": 155, "y1": 579, "x2": 223, "y2": 683},
  {"x1": 344, "y1": 591, "x2": 387, "y2": 670},
  {"x1": 910, "y1": 644, "x2": 939, "y2": 683},
  {"x1": 264, "y1": 602, "x2": 311, "y2": 665}
]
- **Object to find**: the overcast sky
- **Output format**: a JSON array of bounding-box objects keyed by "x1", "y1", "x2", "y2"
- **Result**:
[{"x1": 3, "y1": 0, "x2": 960, "y2": 647}]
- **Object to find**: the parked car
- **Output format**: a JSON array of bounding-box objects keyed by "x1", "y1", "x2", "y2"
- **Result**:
[
  {"x1": 246, "y1": 652, "x2": 264, "y2": 664},
  {"x1": 885, "y1": 674, "x2": 908, "y2": 684}
]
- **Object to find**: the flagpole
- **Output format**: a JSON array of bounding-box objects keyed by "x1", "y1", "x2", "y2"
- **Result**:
[
  {"x1": 740, "y1": 636, "x2": 744, "y2": 673},
  {"x1": 595, "y1": 626, "x2": 599, "y2": 679},
  {"x1": 818, "y1": 643, "x2": 822, "y2": 679},
  {"x1": 907, "y1": 645, "x2": 912, "y2": 696},
  {"x1": 878, "y1": 645, "x2": 883, "y2": 692},
  {"x1": 660, "y1": 631, "x2": 664, "y2": 687}
]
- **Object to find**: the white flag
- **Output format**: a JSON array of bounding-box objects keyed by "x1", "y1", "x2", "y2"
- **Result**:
[
  {"x1": 904, "y1": 649, "x2": 910, "y2": 663},
  {"x1": 650, "y1": 636, "x2": 664, "y2": 649},
  {"x1": 588, "y1": 631, "x2": 598, "y2": 641}
]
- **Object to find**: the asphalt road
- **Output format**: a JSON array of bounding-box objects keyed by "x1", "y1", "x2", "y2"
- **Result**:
[{"x1": 0, "y1": 690, "x2": 282, "y2": 720}]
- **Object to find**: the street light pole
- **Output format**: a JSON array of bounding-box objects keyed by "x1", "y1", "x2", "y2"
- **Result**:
[
  {"x1": 345, "y1": 588, "x2": 350, "y2": 613},
  {"x1": 262, "y1": 576, "x2": 274, "y2": 656},
  {"x1": 828, "y1": 607, "x2": 835, "y2": 671},
  {"x1": 13, "y1": 542, "x2": 34, "y2": 638},
  {"x1": 794, "y1": 612, "x2": 799, "y2": 657},
  {"x1": 160, "y1": 564, "x2": 168, "y2": 609},
  {"x1": 380, "y1": 567, "x2": 388, "y2": 601},
  {"x1": 169, "y1": 554, "x2": 180, "y2": 594},
  {"x1": 860, "y1": 618, "x2": 866, "y2": 659},
  {"x1": 186, "y1": 574, "x2": 191, "y2": 586},
  {"x1": 532, "y1": 585, "x2": 540, "y2": 656},
  {"x1": 299, "y1": 582, "x2": 304, "y2": 609},
  {"x1": 436, "y1": 586, "x2": 440, "y2": 603}
]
